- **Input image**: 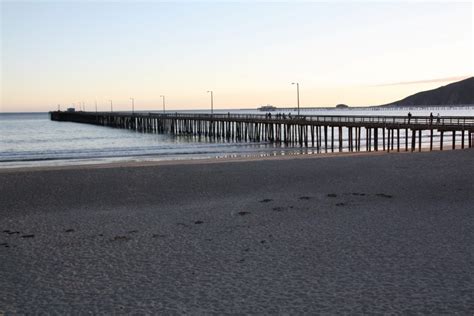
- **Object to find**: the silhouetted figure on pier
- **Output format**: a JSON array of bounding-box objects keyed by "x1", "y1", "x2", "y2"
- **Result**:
[
  {"x1": 408, "y1": 112, "x2": 412, "y2": 124},
  {"x1": 437, "y1": 113, "x2": 441, "y2": 124},
  {"x1": 430, "y1": 112, "x2": 434, "y2": 125}
]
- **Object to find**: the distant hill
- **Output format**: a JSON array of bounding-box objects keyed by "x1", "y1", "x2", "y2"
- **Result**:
[{"x1": 382, "y1": 77, "x2": 474, "y2": 107}]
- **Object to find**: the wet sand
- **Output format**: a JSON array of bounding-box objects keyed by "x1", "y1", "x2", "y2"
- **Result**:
[{"x1": 1, "y1": 150, "x2": 473, "y2": 313}]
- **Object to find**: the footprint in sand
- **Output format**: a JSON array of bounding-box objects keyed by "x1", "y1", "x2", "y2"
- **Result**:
[
  {"x1": 194, "y1": 220, "x2": 204, "y2": 225},
  {"x1": 376, "y1": 193, "x2": 393, "y2": 198},
  {"x1": 64, "y1": 229, "x2": 75, "y2": 233},
  {"x1": 272, "y1": 207, "x2": 284, "y2": 212},
  {"x1": 327, "y1": 194, "x2": 337, "y2": 198},
  {"x1": 351, "y1": 193, "x2": 366, "y2": 196},
  {"x1": 237, "y1": 211, "x2": 251, "y2": 216},
  {"x1": 1, "y1": 242, "x2": 9, "y2": 248},
  {"x1": 128, "y1": 230, "x2": 138, "y2": 234},
  {"x1": 335, "y1": 203, "x2": 345, "y2": 207},
  {"x1": 299, "y1": 196, "x2": 311, "y2": 200},
  {"x1": 152, "y1": 234, "x2": 166, "y2": 238},
  {"x1": 21, "y1": 234, "x2": 35, "y2": 238},
  {"x1": 111, "y1": 236, "x2": 130, "y2": 241},
  {"x1": 259, "y1": 199, "x2": 273, "y2": 203}
]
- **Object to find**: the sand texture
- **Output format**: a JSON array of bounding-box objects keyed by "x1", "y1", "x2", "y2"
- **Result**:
[{"x1": 1, "y1": 150, "x2": 473, "y2": 314}]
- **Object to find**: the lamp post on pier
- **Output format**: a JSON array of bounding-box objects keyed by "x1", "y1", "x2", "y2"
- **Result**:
[
  {"x1": 109, "y1": 100, "x2": 113, "y2": 112},
  {"x1": 207, "y1": 90, "x2": 214, "y2": 115},
  {"x1": 130, "y1": 97, "x2": 135, "y2": 114},
  {"x1": 160, "y1": 95, "x2": 166, "y2": 114},
  {"x1": 291, "y1": 82, "x2": 300, "y2": 116},
  {"x1": 95, "y1": 100, "x2": 97, "y2": 112}
]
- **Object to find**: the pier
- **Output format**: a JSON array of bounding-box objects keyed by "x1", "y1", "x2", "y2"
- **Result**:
[{"x1": 50, "y1": 111, "x2": 474, "y2": 153}]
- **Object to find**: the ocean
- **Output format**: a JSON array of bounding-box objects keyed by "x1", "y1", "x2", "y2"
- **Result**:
[{"x1": 1, "y1": 108, "x2": 473, "y2": 168}]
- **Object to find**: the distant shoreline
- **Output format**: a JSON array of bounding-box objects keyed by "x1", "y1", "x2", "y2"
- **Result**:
[{"x1": 1, "y1": 104, "x2": 474, "y2": 115}]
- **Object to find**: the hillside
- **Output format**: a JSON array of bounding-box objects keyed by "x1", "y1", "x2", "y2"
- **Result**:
[{"x1": 383, "y1": 77, "x2": 474, "y2": 107}]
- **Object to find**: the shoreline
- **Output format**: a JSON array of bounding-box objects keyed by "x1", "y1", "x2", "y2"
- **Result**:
[{"x1": 0, "y1": 147, "x2": 465, "y2": 173}]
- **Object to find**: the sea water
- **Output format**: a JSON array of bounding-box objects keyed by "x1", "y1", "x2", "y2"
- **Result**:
[{"x1": 1, "y1": 108, "x2": 473, "y2": 168}]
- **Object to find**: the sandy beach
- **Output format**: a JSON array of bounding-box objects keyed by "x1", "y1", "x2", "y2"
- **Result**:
[{"x1": 1, "y1": 150, "x2": 473, "y2": 314}]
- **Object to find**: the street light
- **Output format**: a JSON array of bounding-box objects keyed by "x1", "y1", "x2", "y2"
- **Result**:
[
  {"x1": 130, "y1": 97, "x2": 135, "y2": 113},
  {"x1": 291, "y1": 82, "x2": 300, "y2": 116},
  {"x1": 109, "y1": 100, "x2": 113, "y2": 112},
  {"x1": 95, "y1": 100, "x2": 97, "y2": 112},
  {"x1": 207, "y1": 90, "x2": 214, "y2": 115},
  {"x1": 160, "y1": 95, "x2": 166, "y2": 114}
]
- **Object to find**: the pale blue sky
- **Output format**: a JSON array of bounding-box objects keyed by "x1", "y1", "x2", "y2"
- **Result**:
[{"x1": 1, "y1": 1, "x2": 472, "y2": 111}]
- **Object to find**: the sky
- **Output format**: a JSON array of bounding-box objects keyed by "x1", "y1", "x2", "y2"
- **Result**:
[{"x1": 1, "y1": 1, "x2": 472, "y2": 112}]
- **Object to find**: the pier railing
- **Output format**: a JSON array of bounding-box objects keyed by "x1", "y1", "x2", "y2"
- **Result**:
[{"x1": 71, "y1": 111, "x2": 474, "y2": 128}]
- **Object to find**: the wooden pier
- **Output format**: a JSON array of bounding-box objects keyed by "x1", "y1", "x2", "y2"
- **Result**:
[{"x1": 50, "y1": 111, "x2": 474, "y2": 153}]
